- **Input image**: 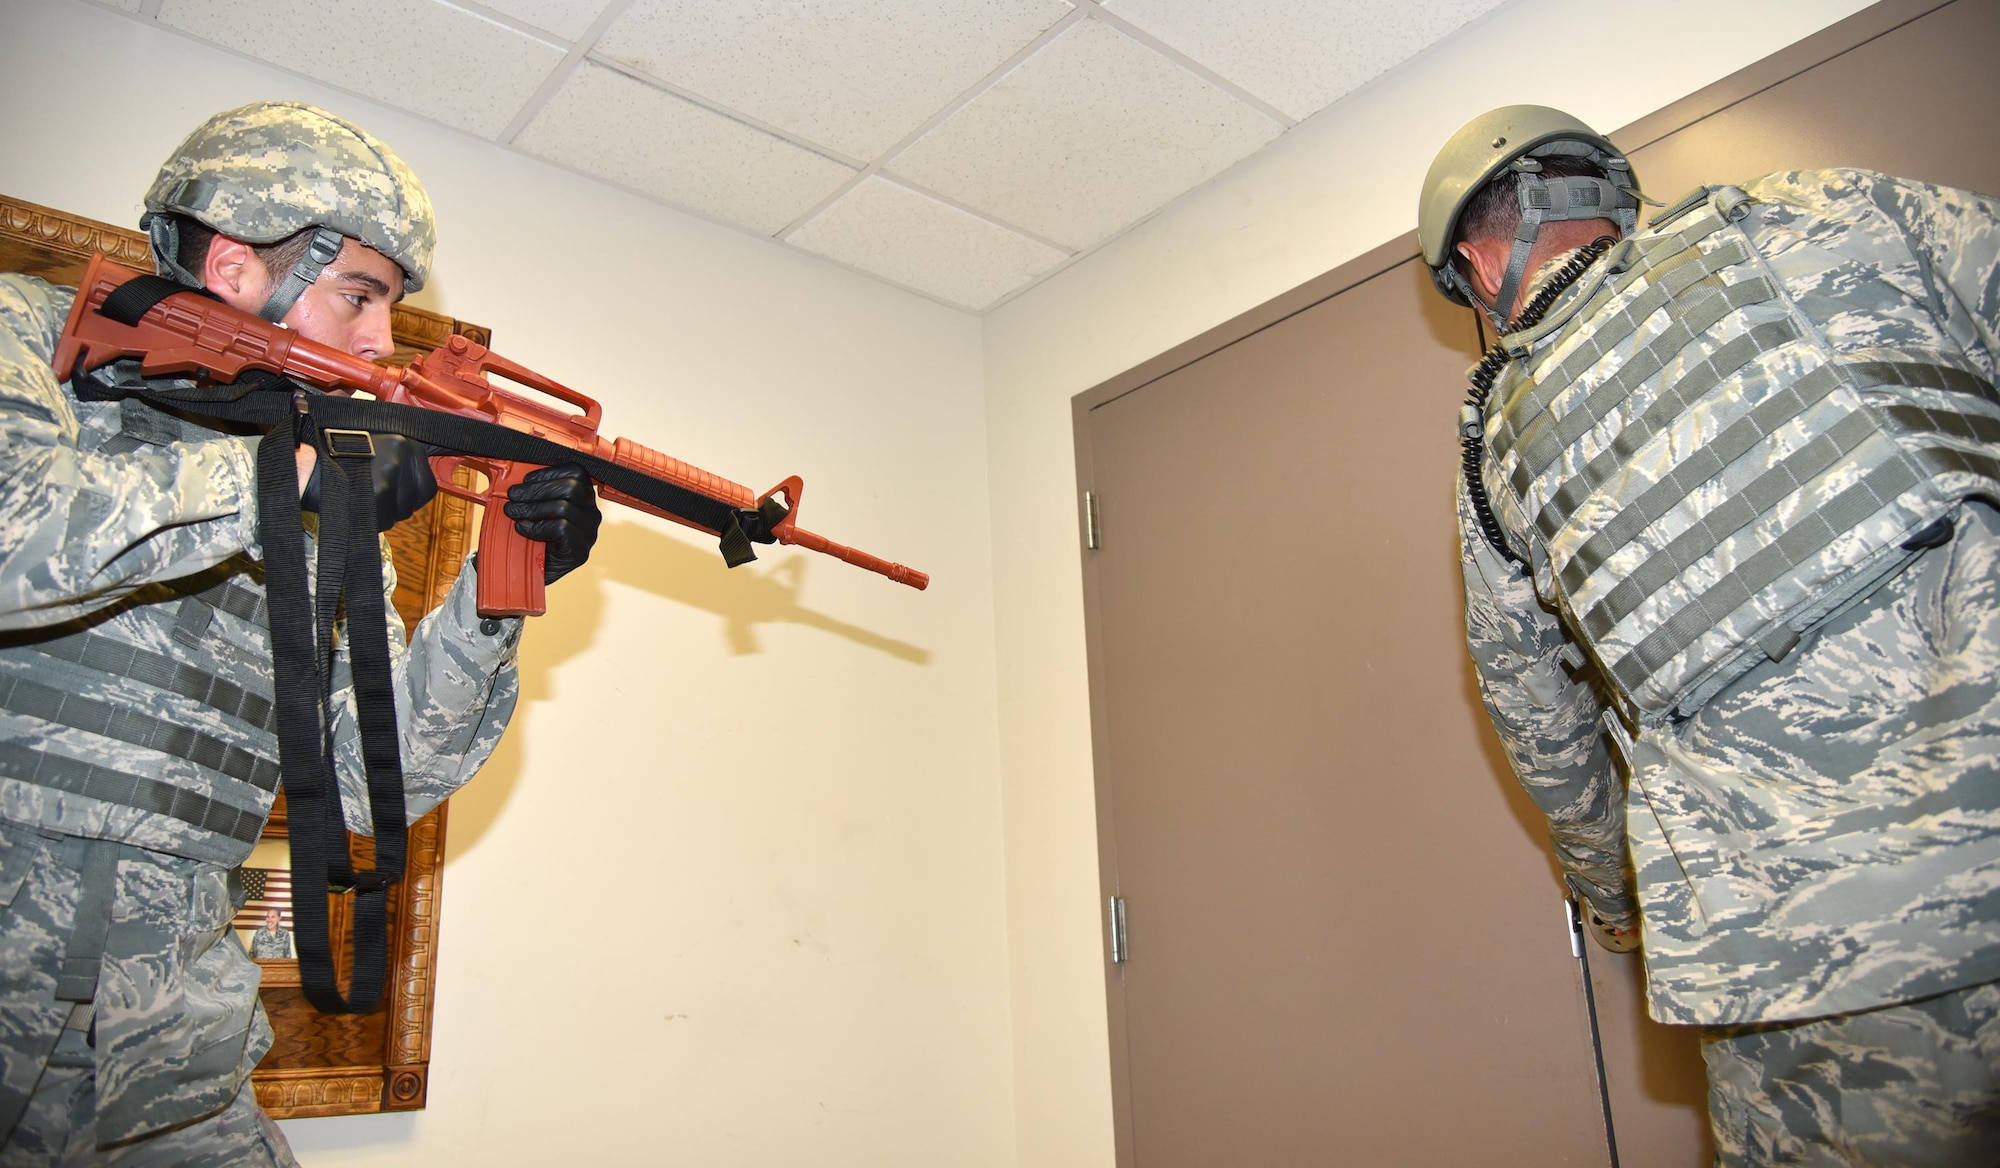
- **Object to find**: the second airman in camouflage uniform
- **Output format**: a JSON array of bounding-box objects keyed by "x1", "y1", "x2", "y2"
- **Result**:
[
  {"x1": 1422, "y1": 107, "x2": 2000, "y2": 1165},
  {"x1": 0, "y1": 102, "x2": 601, "y2": 1165}
]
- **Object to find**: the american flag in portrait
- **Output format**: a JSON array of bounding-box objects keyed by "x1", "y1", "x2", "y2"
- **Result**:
[{"x1": 233, "y1": 866, "x2": 293, "y2": 931}]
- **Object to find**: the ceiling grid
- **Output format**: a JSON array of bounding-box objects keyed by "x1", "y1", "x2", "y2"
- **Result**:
[
  {"x1": 93, "y1": 0, "x2": 1515, "y2": 311},
  {"x1": 492, "y1": 0, "x2": 636, "y2": 144}
]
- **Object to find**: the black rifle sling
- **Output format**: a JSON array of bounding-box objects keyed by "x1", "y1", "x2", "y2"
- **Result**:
[
  {"x1": 320, "y1": 427, "x2": 407, "y2": 1009},
  {"x1": 303, "y1": 394, "x2": 786, "y2": 559},
  {"x1": 78, "y1": 273, "x2": 406, "y2": 1012},
  {"x1": 253, "y1": 408, "x2": 402, "y2": 1013}
]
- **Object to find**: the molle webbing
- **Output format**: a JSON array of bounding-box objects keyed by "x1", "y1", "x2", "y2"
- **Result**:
[
  {"x1": 1569, "y1": 361, "x2": 2000, "y2": 624},
  {"x1": 1540, "y1": 319, "x2": 1802, "y2": 549},
  {"x1": 1608, "y1": 431, "x2": 2000, "y2": 697},
  {"x1": 1496, "y1": 204, "x2": 1736, "y2": 372},
  {"x1": 1492, "y1": 210, "x2": 1745, "y2": 456},
  {"x1": 0, "y1": 741, "x2": 266, "y2": 848},
  {"x1": 172, "y1": 573, "x2": 270, "y2": 645},
  {"x1": 1557, "y1": 360, "x2": 1852, "y2": 592},
  {"x1": 1483, "y1": 188, "x2": 2000, "y2": 721},
  {"x1": 0, "y1": 569, "x2": 281, "y2": 852},
  {"x1": 98, "y1": 398, "x2": 189, "y2": 455},
  {"x1": 0, "y1": 674, "x2": 281, "y2": 792},
  {"x1": 1507, "y1": 261, "x2": 1770, "y2": 496},
  {"x1": 26, "y1": 629, "x2": 277, "y2": 735}
]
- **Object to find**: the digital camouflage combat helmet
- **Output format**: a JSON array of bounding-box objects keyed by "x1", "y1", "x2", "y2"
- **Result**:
[
  {"x1": 1418, "y1": 105, "x2": 1640, "y2": 323},
  {"x1": 142, "y1": 100, "x2": 436, "y2": 323}
]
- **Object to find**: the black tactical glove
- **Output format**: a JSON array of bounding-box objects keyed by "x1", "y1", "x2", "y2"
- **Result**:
[
  {"x1": 300, "y1": 433, "x2": 439, "y2": 531},
  {"x1": 504, "y1": 463, "x2": 601, "y2": 585}
]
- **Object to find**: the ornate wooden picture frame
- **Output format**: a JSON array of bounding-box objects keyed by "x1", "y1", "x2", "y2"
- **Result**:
[{"x1": 0, "y1": 192, "x2": 485, "y2": 1119}]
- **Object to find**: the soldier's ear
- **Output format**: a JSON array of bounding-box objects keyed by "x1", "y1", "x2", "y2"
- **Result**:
[
  {"x1": 1455, "y1": 238, "x2": 1506, "y2": 302},
  {"x1": 202, "y1": 235, "x2": 271, "y2": 312}
]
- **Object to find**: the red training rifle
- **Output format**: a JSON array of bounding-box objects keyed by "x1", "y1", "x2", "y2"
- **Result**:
[{"x1": 53, "y1": 253, "x2": 929, "y2": 615}]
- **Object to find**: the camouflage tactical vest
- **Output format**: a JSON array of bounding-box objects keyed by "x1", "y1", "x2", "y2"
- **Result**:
[
  {"x1": 0, "y1": 394, "x2": 280, "y2": 867},
  {"x1": 1481, "y1": 184, "x2": 2000, "y2": 726}
]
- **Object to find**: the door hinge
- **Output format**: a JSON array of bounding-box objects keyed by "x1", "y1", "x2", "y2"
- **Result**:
[
  {"x1": 1108, "y1": 895, "x2": 1127, "y2": 963},
  {"x1": 1084, "y1": 490, "x2": 1100, "y2": 551}
]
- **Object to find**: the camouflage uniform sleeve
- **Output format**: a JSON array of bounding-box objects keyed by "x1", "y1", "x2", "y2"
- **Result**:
[
  {"x1": 1843, "y1": 170, "x2": 2000, "y2": 376},
  {"x1": 0, "y1": 275, "x2": 261, "y2": 632},
  {"x1": 328, "y1": 551, "x2": 521, "y2": 831},
  {"x1": 1457, "y1": 473, "x2": 1639, "y2": 929}
]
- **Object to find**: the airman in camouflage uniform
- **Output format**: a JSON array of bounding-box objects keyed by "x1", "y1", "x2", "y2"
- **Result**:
[
  {"x1": 0, "y1": 102, "x2": 598, "y2": 1165},
  {"x1": 1423, "y1": 108, "x2": 2000, "y2": 1165}
]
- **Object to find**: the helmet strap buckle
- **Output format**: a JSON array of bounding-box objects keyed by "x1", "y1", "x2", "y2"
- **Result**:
[{"x1": 257, "y1": 226, "x2": 348, "y2": 323}]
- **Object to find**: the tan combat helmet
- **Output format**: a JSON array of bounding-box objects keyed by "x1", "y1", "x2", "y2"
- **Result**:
[
  {"x1": 142, "y1": 100, "x2": 436, "y2": 322},
  {"x1": 1418, "y1": 105, "x2": 1639, "y2": 322}
]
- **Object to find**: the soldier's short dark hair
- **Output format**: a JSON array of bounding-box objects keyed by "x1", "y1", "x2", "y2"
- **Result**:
[
  {"x1": 1455, "y1": 155, "x2": 1611, "y2": 252},
  {"x1": 167, "y1": 215, "x2": 324, "y2": 289}
]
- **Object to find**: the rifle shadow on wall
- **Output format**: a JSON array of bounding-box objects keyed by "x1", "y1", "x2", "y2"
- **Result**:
[
  {"x1": 423, "y1": 528, "x2": 609, "y2": 857},
  {"x1": 590, "y1": 519, "x2": 933, "y2": 664},
  {"x1": 441, "y1": 517, "x2": 929, "y2": 855}
]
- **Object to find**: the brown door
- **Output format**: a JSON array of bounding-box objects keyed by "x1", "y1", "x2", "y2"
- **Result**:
[
  {"x1": 1084, "y1": 257, "x2": 1612, "y2": 1166},
  {"x1": 1077, "y1": 1, "x2": 2000, "y2": 1164}
]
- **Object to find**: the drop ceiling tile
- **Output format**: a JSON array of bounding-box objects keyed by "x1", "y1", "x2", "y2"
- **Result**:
[
  {"x1": 789, "y1": 176, "x2": 1068, "y2": 310},
  {"x1": 1103, "y1": 0, "x2": 1512, "y2": 121},
  {"x1": 593, "y1": 0, "x2": 1075, "y2": 161},
  {"x1": 96, "y1": 0, "x2": 145, "y2": 12},
  {"x1": 476, "y1": 0, "x2": 611, "y2": 41},
  {"x1": 887, "y1": 17, "x2": 1282, "y2": 250},
  {"x1": 515, "y1": 60, "x2": 857, "y2": 235},
  {"x1": 155, "y1": 0, "x2": 564, "y2": 138}
]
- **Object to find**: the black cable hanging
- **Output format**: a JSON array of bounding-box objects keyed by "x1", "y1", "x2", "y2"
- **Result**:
[{"x1": 1461, "y1": 237, "x2": 1618, "y2": 567}]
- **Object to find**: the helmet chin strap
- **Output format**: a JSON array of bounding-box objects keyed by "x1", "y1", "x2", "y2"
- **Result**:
[
  {"x1": 1491, "y1": 212, "x2": 1545, "y2": 333},
  {"x1": 143, "y1": 220, "x2": 349, "y2": 324},
  {"x1": 1446, "y1": 264, "x2": 1508, "y2": 332},
  {"x1": 256, "y1": 227, "x2": 348, "y2": 323},
  {"x1": 145, "y1": 216, "x2": 205, "y2": 289}
]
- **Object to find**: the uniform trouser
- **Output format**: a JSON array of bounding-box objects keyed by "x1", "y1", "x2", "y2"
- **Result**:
[
  {"x1": 1703, "y1": 980, "x2": 2000, "y2": 1167},
  {"x1": 3, "y1": 1065, "x2": 295, "y2": 1168},
  {"x1": 0, "y1": 822, "x2": 291, "y2": 1166}
]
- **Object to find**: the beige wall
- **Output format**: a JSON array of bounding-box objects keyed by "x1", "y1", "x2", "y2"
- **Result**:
[
  {"x1": 1, "y1": 3, "x2": 1013, "y2": 1165},
  {"x1": 983, "y1": 1, "x2": 1876, "y2": 1165},
  {"x1": 3, "y1": 0, "x2": 1890, "y2": 1163}
]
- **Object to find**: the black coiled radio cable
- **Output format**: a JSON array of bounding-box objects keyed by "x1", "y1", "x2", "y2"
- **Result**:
[{"x1": 1461, "y1": 236, "x2": 1619, "y2": 566}]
